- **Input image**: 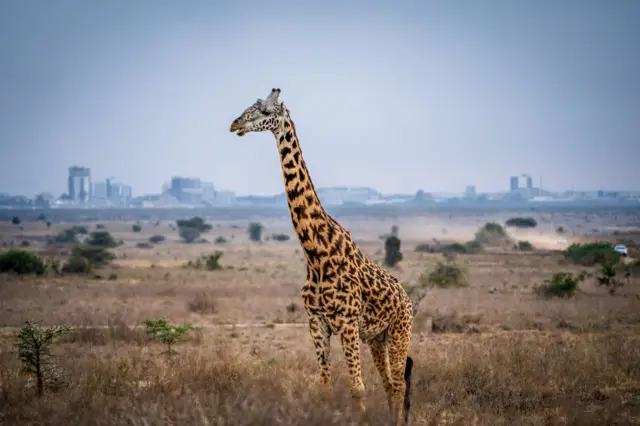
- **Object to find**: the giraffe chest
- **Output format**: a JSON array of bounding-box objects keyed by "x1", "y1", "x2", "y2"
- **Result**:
[{"x1": 301, "y1": 283, "x2": 361, "y2": 318}]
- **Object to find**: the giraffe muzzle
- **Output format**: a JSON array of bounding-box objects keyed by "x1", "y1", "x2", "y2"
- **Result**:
[{"x1": 229, "y1": 119, "x2": 247, "y2": 136}]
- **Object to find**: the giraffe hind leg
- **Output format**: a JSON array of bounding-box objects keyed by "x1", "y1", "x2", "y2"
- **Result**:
[
  {"x1": 307, "y1": 315, "x2": 333, "y2": 393},
  {"x1": 387, "y1": 307, "x2": 413, "y2": 426},
  {"x1": 369, "y1": 336, "x2": 393, "y2": 410}
]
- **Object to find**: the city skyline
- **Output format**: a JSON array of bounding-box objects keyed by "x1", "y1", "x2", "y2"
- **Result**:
[{"x1": 1, "y1": 1, "x2": 639, "y2": 197}]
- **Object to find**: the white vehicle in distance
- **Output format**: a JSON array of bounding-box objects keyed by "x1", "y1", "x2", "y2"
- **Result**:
[{"x1": 614, "y1": 244, "x2": 628, "y2": 257}]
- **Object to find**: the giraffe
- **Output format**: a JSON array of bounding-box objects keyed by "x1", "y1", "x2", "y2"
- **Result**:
[{"x1": 229, "y1": 88, "x2": 414, "y2": 425}]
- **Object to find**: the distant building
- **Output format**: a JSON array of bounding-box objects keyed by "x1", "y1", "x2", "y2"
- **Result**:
[
  {"x1": 465, "y1": 185, "x2": 477, "y2": 198},
  {"x1": 510, "y1": 176, "x2": 519, "y2": 192},
  {"x1": 68, "y1": 166, "x2": 91, "y2": 203},
  {"x1": 170, "y1": 176, "x2": 201, "y2": 201},
  {"x1": 525, "y1": 175, "x2": 533, "y2": 189}
]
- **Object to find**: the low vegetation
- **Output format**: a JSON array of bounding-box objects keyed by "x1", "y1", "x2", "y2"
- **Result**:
[
  {"x1": 516, "y1": 240, "x2": 534, "y2": 251},
  {"x1": 149, "y1": 235, "x2": 166, "y2": 244},
  {"x1": 176, "y1": 217, "x2": 212, "y2": 243},
  {"x1": 420, "y1": 257, "x2": 468, "y2": 289},
  {"x1": 535, "y1": 272, "x2": 584, "y2": 298},
  {"x1": 473, "y1": 222, "x2": 509, "y2": 246},
  {"x1": 185, "y1": 252, "x2": 224, "y2": 271},
  {"x1": 562, "y1": 242, "x2": 620, "y2": 266},
  {"x1": 0, "y1": 249, "x2": 46, "y2": 275},
  {"x1": 17, "y1": 320, "x2": 70, "y2": 396},
  {"x1": 505, "y1": 216, "x2": 537, "y2": 228}
]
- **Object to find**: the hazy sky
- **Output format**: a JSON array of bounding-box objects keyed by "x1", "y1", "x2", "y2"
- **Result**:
[{"x1": 1, "y1": 0, "x2": 639, "y2": 197}]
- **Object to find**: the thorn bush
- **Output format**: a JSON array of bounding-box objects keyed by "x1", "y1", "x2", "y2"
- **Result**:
[{"x1": 16, "y1": 320, "x2": 71, "y2": 396}]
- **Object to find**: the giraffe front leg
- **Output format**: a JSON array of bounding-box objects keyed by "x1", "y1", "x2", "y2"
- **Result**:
[
  {"x1": 307, "y1": 315, "x2": 333, "y2": 393},
  {"x1": 339, "y1": 324, "x2": 366, "y2": 413}
]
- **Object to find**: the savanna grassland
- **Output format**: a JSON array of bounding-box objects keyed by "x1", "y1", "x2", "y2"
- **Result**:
[{"x1": 1, "y1": 210, "x2": 640, "y2": 425}]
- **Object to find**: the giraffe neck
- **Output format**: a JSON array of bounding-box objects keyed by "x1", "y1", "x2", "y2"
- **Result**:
[{"x1": 272, "y1": 110, "x2": 331, "y2": 263}]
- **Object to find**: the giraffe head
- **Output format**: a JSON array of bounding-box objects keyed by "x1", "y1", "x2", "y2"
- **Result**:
[{"x1": 229, "y1": 88, "x2": 285, "y2": 136}]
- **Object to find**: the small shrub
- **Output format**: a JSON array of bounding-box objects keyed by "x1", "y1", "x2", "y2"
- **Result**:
[
  {"x1": 61, "y1": 256, "x2": 91, "y2": 274},
  {"x1": 143, "y1": 318, "x2": 191, "y2": 361},
  {"x1": 203, "y1": 252, "x2": 224, "y2": 270},
  {"x1": 149, "y1": 235, "x2": 166, "y2": 244},
  {"x1": 179, "y1": 227, "x2": 201, "y2": 243},
  {"x1": 71, "y1": 245, "x2": 115, "y2": 267},
  {"x1": 414, "y1": 243, "x2": 436, "y2": 253},
  {"x1": 16, "y1": 320, "x2": 71, "y2": 396},
  {"x1": 384, "y1": 235, "x2": 403, "y2": 267},
  {"x1": 474, "y1": 222, "x2": 508, "y2": 245},
  {"x1": 271, "y1": 233, "x2": 291, "y2": 242},
  {"x1": 535, "y1": 272, "x2": 583, "y2": 298},
  {"x1": 176, "y1": 217, "x2": 212, "y2": 232},
  {"x1": 517, "y1": 241, "x2": 534, "y2": 251},
  {"x1": 596, "y1": 263, "x2": 624, "y2": 295},
  {"x1": 421, "y1": 259, "x2": 468, "y2": 289},
  {"x1": 562, "y1": 242, "x2": 620, "y2": 266},
  {"x1": 11, "y1": 216, "x2": 20, "y2": 225},
  {"x1": 214, "y1": 236, "x2": 228, "y2": 244},
  {"x1": 20, "y1": 240, "x2": 30, "y2": 247},
  {"x1": 556, "y1": 226, "x2": 566, "y2": 234},
  {"x1": 46, "y1": 221, "x2": 51, "y2": 229},
  {"x1": 52, "y1": 229, "x2": 79, "y2": 245},
  {"x1": 86, "y1": 231, "x2": 118, "y2": 248},
  {"x1": 0, "y1": 250, "x2": 45, "y2": 275},
  {"x1": 132, "y1": 224, "x2": 142, "y2": 233},
  {"x1": 136, "y1": 242, "x2": 153, "y2": 249},
  {"x1": 505, "y1": 217, "x2": 537, "y2": 228},
  {"x1": 248, "y1": 222, "x2": 263, "y2": 242}
]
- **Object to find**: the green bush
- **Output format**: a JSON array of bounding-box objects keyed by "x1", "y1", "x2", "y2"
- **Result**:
[
  {"x1": 214, "y1": 236, "x2": 228, "y2": 244},
  {"x1": 149, "y1": 235, "x2": 166, "y2": 244},
  {"x1": 52, "y1": 229, "x2": 79, "y2": 245},
  {"x1": 517, "y1": 241, "x2": 534, "y2": 251},
  {"x1": 505, "y1": 217, "x2": 537, "y2": 228},
  {"x1": 562, "y1": 242, "x2": 620, "y2": 266},
  {"x1": 61, "y1": 256, "x2": 91, "y2": 274},
  {"x1": 179, "y1": 227, "x2": 201, "y2": 243},
  {"x1": 71, "y1": 245, "x2": 115, "y2": 267},
  {"x1": 596, "y1": 263, "x2": 624, "y2": 295},
  {"x1": 421, "y1": 259, "x2": 467, "y2": 288},
  {"x1": 86, "y1": 231, "x2": 118, "y2": 248},
  {"x1": 474, "y1": 222, "x2": 508, "y2": 245},
  {"x1": 132, "y1": 224, "x2": 142, "y2": 232},
  {"x1": 248, "y1": 223, "x2": 263, "y2": 242},
  {"x1": 415, "y1": 240, "x2": 482, "y2": 254},
  {"x1": 17, "y1": 320, "x2": 70, "y2": 396},
  {"x1": 136, "y1": 242, "x2": 153, "y2": 249},
  {"x1": 0, "y1": 250, "x2": 45, "y2": 275},
  {"x1": 271, "y1": 233, "x2": 290, "y2": 242},
  {"x1": 176, "y1": 217, "x2": 212, "y2": 232},
  {"x1": 384, "y1": 235, "x2": 403, "y2": 267},
  {"x1": 535, "y1": 272, "x2": 583, "y2": 298}
]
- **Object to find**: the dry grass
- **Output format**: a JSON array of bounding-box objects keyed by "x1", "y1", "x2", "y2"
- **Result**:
[{"x1": 1, "y1": 213, "x2": 640, "y2": 425}]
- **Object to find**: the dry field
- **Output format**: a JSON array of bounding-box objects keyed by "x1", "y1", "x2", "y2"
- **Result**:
[{"x1": 1, "y1": 211, "x2": 640, "y2": 425}]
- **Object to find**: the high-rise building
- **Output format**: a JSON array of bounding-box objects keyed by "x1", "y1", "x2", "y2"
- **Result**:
[
  {"x1": 525, "y1": 175, "x2": 533, "y2": 189},
  {"x1": 170, "y1": 177, "x2": 201, "y2": 201},
  {"x1": 510, "y1": 176, "x2": 519, "y2": 192},
  {"x1": 68, "y1": 166, "x2": 91, "y2": 202}
]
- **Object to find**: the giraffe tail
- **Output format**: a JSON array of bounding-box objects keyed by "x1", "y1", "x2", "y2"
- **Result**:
[{"x1": 403, "y1": 355, "x2": 414, "y2": 425}]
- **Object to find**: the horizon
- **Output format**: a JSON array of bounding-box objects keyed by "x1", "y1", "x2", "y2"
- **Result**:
[{"x1": 1, "y1": 1, "x2": 639, "y2": 196}]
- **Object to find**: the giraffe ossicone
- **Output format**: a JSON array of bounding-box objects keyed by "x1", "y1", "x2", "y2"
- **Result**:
[{"x1": 229, "y1": 88, "x2": 415, "y2": 426}]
